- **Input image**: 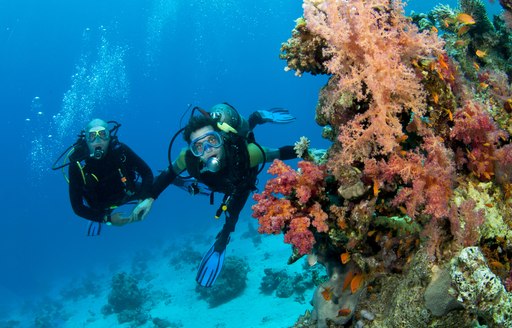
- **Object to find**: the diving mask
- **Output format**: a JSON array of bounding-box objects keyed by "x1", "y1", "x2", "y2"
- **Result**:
[
  {"x1": 87, "y1": 127, "x2": 110, "y2": 143},
  {"x1": 189, "y1": 131, "x2": 223, "y2": 157}
]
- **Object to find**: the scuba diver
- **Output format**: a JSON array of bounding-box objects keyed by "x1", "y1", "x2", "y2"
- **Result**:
[
  {"x1": 132, "y1": 103, "x2": 297, "y2": 287},
  {"x1": 54, "y1": 118, "x2": 154, "y2": 235}
]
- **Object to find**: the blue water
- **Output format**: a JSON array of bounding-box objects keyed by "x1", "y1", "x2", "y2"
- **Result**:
[{"x1": 0, "y1": 0, "x2": 503, "y2": 319}]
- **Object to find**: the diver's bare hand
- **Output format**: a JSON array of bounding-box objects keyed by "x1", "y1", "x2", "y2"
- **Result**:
[{"x1": 132, "y1": 198, "x2": 154, "y2": 221}]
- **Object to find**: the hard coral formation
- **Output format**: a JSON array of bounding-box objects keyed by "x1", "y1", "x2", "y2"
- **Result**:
[
  {"x1": 450, "y1": 247, "x2": 512, "y2": 327},
  {"x1": 103, "y1": 272, "x2": 150, "y2": 325},
  {"x1": 258, "y1": 0, "x2": 512, "y2": 326},
  {"x1": 195, "y1": 256, "x2": 250, "y2": 307}
]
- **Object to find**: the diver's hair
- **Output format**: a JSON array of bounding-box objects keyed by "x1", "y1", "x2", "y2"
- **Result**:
[{"x1": 183, "y1": 115, "x2": 219, "y2": 143}]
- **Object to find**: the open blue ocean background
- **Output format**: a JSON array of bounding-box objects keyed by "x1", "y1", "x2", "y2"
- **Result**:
[{"x1": 0, "y1": 0, "x2": 503, "y2": 320}]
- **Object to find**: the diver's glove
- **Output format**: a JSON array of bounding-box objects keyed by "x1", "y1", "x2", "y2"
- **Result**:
[
  {"x1": 255, "y1": 108, "x2": 296, "y2": 124},
  {"x1": 132, "y1": 198, "x2": 154, "y2": 221},
  {"x1": 214, "y1": 229, "x2": 231, "y2": 252}
]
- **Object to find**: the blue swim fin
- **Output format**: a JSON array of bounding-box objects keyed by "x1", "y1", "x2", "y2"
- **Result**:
[
  {"x1": 196, "y1": 243, "x2": 226, "y2": 287},
  {"x1": 86, "y1": 221, "x2": 102, "y2": 236},
  {"x1": 255, "y1": 108, "x2": 296, "y2": 124}
]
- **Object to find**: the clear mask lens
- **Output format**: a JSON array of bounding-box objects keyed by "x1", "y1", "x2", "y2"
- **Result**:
[
  {"x1": 190, "y1": 131, "x2": 223, "y2": 156},
  {"x1": 87, "y1": 128, "x2": 109, "y2": 142}
]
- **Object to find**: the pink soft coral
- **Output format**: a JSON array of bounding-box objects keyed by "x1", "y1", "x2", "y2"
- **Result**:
[
  {"x1": 364, "y1": 135, "x2": 455, "y2": 220},
  {"x1": 303, "y1": 0, "x2": 444, "y2": 164}
]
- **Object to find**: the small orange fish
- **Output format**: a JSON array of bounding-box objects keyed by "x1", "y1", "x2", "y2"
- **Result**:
[
  {"x1": 478, "y1": 82, "x2": 489, "y2": 90},
  {"x1": 484, "y1": 203, "x2": 494, "y2": 208},
  {"x1": 438, "y1": 54, "x2": 449, "y2": 70},
  {"x1": 431, "y1": 26, "x2": 438, "y2": 34},
  {"x1": 467, "y1": 152, "x2": 476, "y2": 161},
  {"x1": 476, "y1": 49, "x2": 487, "y2": 58},
  {"x1": 340, "y1": 252, "x2": 350, "y2": 264},
  {"x1": 454, "y1": 39, "x2": 467, "y2": 47},
  {"x1": 321, "y1": 287, "x2": 333, "y2": 301},
  {"x1": 343, "y1": 270, "x2": 355, "y2": 291},
  {"x1": 396, "y1": 134, "x2": 408, "y2": 143},
  {"x1": 350, "y1": 274, "x2": 364, "y2": 294},
  {"x1": 473, "y1": 62, "x2": 480, "y2": 71},
  {"x1": 373, "y1": 179, "x2": 380, "y2": 197},
  {"x1": 458, "y1": 25, "x2": 471, "y2": 36},
  {"x1": 446, "y1": 109, "x2": 453, "y2": 121},
  {"x1": 437, "y1": 69, "x2": 445, "y2": 81},
  {"x1": 457, "y1": 13, "x2": 476, "y2": 25},
  {"x1": 337, "y1": 308, "x2": 352, "y2": 317},
  {"x1": 433, "y1": 92, "x2": 439, "y2": 104}
]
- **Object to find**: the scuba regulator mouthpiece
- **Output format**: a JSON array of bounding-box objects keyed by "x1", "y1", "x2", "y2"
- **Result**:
[
  {"x1": 92, "y1": 146, "x2": 104, "y2": 159},
  {"x1": 204, "y1": 156, "x2": 221, "y2": 173}
]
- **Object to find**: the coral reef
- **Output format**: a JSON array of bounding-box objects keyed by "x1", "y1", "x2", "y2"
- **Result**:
[
  {"x1": 59, "y1": 272, "x2": 103, "y2": 301},
  {"x1": 260, "y1": 266, "x2": 316, "y2": 302},
  {"x1": 195, "y1": 256, "x2": 250, "y2": 307},
  {"x1": 254, "y1": 0, "x2": 512, "y2": 326},
  {"x1": 32, "y1": 298, "x2": 69, "y2": 328},
  {"x1": 102, "y1": 272, "x2": 150, "y2": 325}
]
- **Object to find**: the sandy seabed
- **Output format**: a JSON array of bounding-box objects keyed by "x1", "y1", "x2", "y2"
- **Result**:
[{"x1": 4, "y1": 222, "x2": 313, "y2": 328}]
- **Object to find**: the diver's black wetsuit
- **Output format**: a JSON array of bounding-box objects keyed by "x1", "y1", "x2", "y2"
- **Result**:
[
  {"x1": 68, "y1": 142, "x2": 153, "y2": 222},
  {"x1": 151, "y1": 134, "x2": 296, "y2": 250}
]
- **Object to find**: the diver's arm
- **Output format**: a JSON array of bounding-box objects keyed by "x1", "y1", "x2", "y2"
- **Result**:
[
  {"x1": 247, "y1": 143, "x2": 297, "y2": 167},
  {"x1": 150, "y1": 149, "x2": 187, "y2": 199},
  {"x1": 68, "y1": 163, "x2": 106, "y2": 222},
  {"x1": 121, "y1": 143, "x2": 154, "y2": 198}
]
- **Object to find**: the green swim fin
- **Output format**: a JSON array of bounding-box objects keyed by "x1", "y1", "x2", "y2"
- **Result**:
[{"x1": 196, "y1": 243, "x2": 226, "y2": 287}]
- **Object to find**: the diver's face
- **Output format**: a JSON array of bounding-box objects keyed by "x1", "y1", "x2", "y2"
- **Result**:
[
  {"x1": 189, "y1": 126, "x2": 224, "y2": 162},
  {"x1": 86, "y1": 126, "x2": 110, "y2": 159}
]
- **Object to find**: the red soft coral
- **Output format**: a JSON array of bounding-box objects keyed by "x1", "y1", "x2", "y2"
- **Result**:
[
  {"x1": 309, "y1": 202, "x2": 329, "y2": 233},
  {"x1": 252, "y1": 195, "x2": 296, "y2": 234},
  {"x1": 252, "y1": 160, "x2": 328, "y2": 254},
  {"x1": 284, "y1": 216, "x2": 315, "y2": 255},
  {"x1": 451, "y1": 100, "x2": 509, "y2": 181}
]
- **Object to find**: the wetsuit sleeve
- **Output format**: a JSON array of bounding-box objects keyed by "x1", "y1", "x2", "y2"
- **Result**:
[
  {"x1": 68, "y1": 162, "x2": 106, "y2": 222},
  {"x1": 247, "y1": 143, "x2": 297, "y2": 167},
  {"x1": 151, "y1": 149, "x2": 187, "y2": 199},
  {"x1": 121, "y1": 144, "x2": 154, "y2": 199}
]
